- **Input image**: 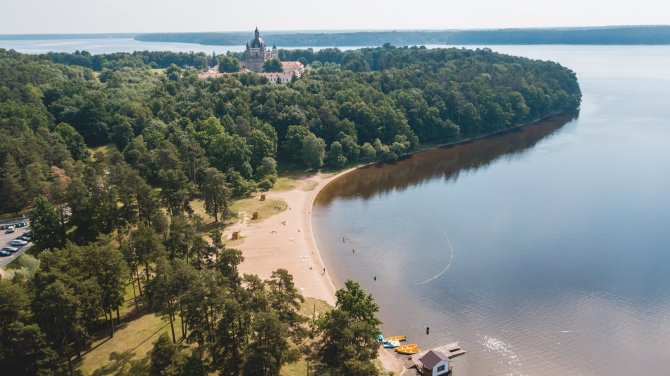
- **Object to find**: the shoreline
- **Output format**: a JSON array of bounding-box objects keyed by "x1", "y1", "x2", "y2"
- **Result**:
[
  {"x1": 393, "y1": 109, "x2": 577, "y2": 161},
  {"x1": 232, "y1": 111, "x2": 575, "y2": 374},
  {"x1": 232, "y1": 167, "x2": 405, "y2": 373},
  {"x1": 232, "y1": 168, "x2": 356, "y2": 306}
]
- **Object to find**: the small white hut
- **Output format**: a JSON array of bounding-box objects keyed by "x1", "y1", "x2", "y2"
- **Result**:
[{"x1": 418, "y1": 350, "x2": 452, "y2": 375}]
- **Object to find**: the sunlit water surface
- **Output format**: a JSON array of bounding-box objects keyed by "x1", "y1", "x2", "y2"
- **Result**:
[{"x1": 313, "y1": 45, "x2": 670, "y2": 376}]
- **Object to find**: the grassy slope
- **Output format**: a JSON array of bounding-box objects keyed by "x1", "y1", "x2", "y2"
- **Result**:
[{"x1": 77, "y1": 313, "x2": 173, "y2": 376}]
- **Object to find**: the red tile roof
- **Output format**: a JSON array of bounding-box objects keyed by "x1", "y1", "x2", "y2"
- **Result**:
[{"x1": 282, "y1": 61, "x2": 305, "y2": 70}]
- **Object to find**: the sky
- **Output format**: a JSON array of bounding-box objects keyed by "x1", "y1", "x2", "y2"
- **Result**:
[{"x1": 0, "y1": 0, "x2": 668, "y2": 34}]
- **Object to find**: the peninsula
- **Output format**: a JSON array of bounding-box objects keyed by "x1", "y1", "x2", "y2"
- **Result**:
[{"x1": 0, "y1": 35, "x2": 580, "y2": 375}]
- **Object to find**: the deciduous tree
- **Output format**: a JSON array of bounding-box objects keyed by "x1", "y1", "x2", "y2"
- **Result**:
[
  {"x1": 201, "y1": 167, "x2": 229, "y2": 223},
  {"x1": 301, "y1": 133, "x2": 326, "y2": 169},
  {"x1": 31, "y1": 195, "x2": 65, "y2": 251},
  {"x1": 263, "y1": 58, "x2": 283, "y2": 73},
  {"x1": 218, "y1": 56, "x2": 240, "y2": 73}
]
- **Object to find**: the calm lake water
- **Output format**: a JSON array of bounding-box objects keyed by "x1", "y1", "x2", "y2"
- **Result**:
[
  {"x1": 0, "y1": 37, "x2": 368, "y2": 54},
  {"x1": 0, "y1": 37, "x2": 245, "y2": 54},
  {"x1": 313, "y1": 45, "x2": 670, "y2": 376}
]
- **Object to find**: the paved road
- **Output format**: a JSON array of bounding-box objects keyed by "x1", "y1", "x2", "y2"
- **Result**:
[{"x1": 0, "y1": 226, "x2": 32, "y2": 269}]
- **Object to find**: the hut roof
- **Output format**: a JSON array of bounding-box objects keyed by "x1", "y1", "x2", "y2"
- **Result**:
[{"x1": 419, "y1": 350, "x2": 449, "y2": 370}]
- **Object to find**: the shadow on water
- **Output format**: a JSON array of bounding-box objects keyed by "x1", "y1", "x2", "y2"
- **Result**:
[{"x1": 316, "y1": 111, "x2": 579, "y2": 205}]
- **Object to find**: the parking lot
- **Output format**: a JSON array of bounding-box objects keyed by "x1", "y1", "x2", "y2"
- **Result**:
[{"x1": 0, "y1": 224, "x2": 32, "y2": 269}]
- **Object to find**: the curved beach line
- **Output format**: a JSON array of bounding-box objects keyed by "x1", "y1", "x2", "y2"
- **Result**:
[{"x1": 306, "y1": 167, "x2": 360, "y2": 300}]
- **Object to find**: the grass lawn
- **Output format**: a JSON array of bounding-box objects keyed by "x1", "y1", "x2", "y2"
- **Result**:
[
  {"x1": 190, "y1": 199, "x2": 215, "y2": 223},
  {"x1": 281, "y1": 359, "x2": 308, "y2": 376},
  {"x1": 76, "y1": 313, "x2": 176, "y2": 376},
  {"x1": 88, "y1": 144, "x2": 118, "y2": 163},
  {"x1": 300, "y1": 180, "x2": 319, "y2": 191},
  {"x1": 77, "y1": 295, "x2": 333, "y2": 375},
  {"x1": 272, "y1": 176, "x2": 297, "y2": 192},
  {"x1": 299, "y1": 297, "x2": 332, "y2": 319},
  {"x1": 280, "y1": 297, "x2": 333, "y2": 376},
  {"x1": 229, "y1": 196, "x2": 286, "y2": 223}
]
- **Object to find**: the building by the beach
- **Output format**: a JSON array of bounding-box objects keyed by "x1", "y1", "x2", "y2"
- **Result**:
[{"x1": 417, "y1": 350, "x2": 452, "y2": 375}]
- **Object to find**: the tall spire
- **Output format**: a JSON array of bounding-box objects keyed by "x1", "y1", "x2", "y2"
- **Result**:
[{"x1": 255, "y1": 26, "x2": 259, "y2": 38}]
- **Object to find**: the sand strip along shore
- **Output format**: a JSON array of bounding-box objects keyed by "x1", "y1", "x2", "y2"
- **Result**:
[
  {"x1": 232, "y1": 170, "x2": 354, "y2": 306},
  {"x1": 230, "y1": 169, "x2": 403, "y2": 373}
]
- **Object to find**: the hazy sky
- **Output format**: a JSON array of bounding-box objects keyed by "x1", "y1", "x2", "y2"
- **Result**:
[{"x1": 0, "y1": 0, "x2": 668, "y2": 34}]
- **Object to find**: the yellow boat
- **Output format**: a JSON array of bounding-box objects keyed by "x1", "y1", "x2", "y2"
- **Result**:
[
  {"x1": 384, "y1": 335, "x2": 406, "y2": 342},
  {"x1": 395, "y1": 344, "x2": 420, "y2": 355}
]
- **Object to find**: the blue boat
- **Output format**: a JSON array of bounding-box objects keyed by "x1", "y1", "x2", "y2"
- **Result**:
[{"x1": 383, "y1": 340, "x2": 401, "y2": 348}]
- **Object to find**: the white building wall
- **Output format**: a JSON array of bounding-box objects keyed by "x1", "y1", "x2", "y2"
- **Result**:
[{"x1": 432, "y1": 360, "x2": 450, "y2": 376}]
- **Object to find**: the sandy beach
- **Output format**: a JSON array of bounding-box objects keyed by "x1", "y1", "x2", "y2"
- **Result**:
[
  {"x1": 229, "y1": 169, "x2": 404, "y2": 374},
  {"x1": 231, "y1": 171, "x2": 350, "y2": 306}
]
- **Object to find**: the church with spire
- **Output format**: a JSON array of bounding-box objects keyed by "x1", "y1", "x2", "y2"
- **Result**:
[
  {"x1": 242, "y1": 27, "x2": 278, "y2": 72},
  {"x1": 199, "y1": 27, "x2": 305, "y2": 84}
]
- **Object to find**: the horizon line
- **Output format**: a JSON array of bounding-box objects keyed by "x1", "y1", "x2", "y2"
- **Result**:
[{"x1": 1, "y1": 24, "x2": 669, "y2": 37}]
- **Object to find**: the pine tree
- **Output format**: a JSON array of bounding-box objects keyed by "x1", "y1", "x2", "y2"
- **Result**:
[
  {"x1": 202, "y1": 167, "x2": 229, "y2": 223},
  {"x1": 150, "y1": 333, "x2": 183, "y2": 376},
  {"x1": 0, "y1": 156, "x2": 27, "y2": 215},
  {"x1": 311, "y1": 280, "x2": 382, "y2": 376}
]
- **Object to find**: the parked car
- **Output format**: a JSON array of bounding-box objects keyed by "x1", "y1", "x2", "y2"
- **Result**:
[
  {"x1": 17, "y1": 221, "x2": 27, "y2": 228},
  {"x1": 18, "y1": 235, "x2": 31, "y2": 242},
  {"x1": 0, "y1": 250, "x2": 11, "y2": 257},
  {"x1": 1, "y1": 246, "x2": 18, "y2": 253},
  {"x1": 10, "y1": 239, "x2": 27, "y2": 246},
  {"x1": 5, "y1": 225, "x2": 15, "y2": 234}
]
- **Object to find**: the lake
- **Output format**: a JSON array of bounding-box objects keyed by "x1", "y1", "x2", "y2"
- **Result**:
[
  {"x1": 313, "y1": 45, "x2": 670, "y2": 376},
  {"x1": 0, "y1": 36, "x2": 367, "y2": 54},
  {"x1": 0, "y1": 37, "x2": 245, "y2": 54}
]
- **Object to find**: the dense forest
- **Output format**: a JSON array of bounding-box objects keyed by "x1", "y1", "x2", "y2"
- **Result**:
[
  {"x1": 0, "y1": 45, "x2": 579, "y2": 375},
  {"x1": 2, "y1": 45, "x2": 581, "y2": 218},
  {"x1": 134, "y1": 25, "x2": 670, "y2": 46}
]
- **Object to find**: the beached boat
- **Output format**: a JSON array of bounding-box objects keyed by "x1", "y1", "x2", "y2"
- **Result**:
[
  {"x1": 384, "y1": 335, "x2": 406, "y2": 342},
  {"x1": 383, "y1": 340, "x2": 401, "y2": 348},
  {"x1": 395, "y1": 344, "x2": 421, "y2": 354}
]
